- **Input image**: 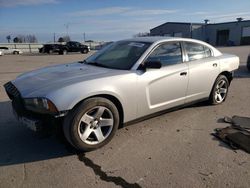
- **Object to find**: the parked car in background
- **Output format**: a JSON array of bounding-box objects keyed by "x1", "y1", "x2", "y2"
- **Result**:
[
  {"x1": 39, "y1": 44, "x2": 61, "y2": 54},
  {"x1": 0, "y1": 47, "x2": 23, "y2": 55},
  {"x1": 4, "y1": 37, "x2": 239, "y2": 151},
  {"x1": 247, "y1": 54, "x2": 250, "y2": 71},
  {"x1": 39, "y1": 41, "x2": 90, "y2": 55},
  {"x1": 58, "y1": 41, "x2": 90, "y2": 55}
]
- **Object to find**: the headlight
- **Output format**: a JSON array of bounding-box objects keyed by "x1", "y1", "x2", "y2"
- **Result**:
[{"x1": 24, "y1": 98, "x2": 58, "y2": 114}]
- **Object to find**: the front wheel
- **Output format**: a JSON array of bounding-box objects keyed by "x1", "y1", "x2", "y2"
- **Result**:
[
  {"x1": 209, "y1": 75, "x2": 229, "y2": 105},
  {"x1": 63, "y1": 97, "x2": 119, "y2": 151},
  {"x1": 82, "y1": 49, "x2": 88, "y2": 54}
]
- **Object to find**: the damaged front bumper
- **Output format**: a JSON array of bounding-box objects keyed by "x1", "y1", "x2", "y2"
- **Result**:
[{"x1": 4, "y1": 81, "x2": 67, "y2": 132}]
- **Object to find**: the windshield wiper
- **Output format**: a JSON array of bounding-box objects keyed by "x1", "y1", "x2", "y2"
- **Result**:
[
  {"x1": 86, "y1": 61, "x2": 109, "y2": 68},
  {"x1": 78, "y1": 61, "x2": 83, "y2": 64},
  {"x1": 78, "y1": 59, "x2": 88, "y2": 64}
]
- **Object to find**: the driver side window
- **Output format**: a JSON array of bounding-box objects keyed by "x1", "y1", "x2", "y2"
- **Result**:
[{"x1": 147, "y1": 42, "x2": 183, "y2": 66}]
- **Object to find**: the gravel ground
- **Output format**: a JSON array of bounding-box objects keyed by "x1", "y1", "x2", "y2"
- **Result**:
[{"x1": 0, "y1": 47, "x2": 249, "y2": 188}]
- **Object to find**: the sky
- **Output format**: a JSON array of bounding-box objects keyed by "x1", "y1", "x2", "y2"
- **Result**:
[{"x1": 0, "y1": 0, "x2": 250, "y2": 43}]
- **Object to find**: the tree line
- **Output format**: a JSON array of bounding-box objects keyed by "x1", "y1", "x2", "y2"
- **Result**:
[
  {"x1": 5, "y1": 32, "x2": 150, "y2": 44},
  {"x1": 6, "y1": 35, "x2": 38, "y2": 43},
  {"x1": 5, "y1": 35, "x2": 72, "y2": 43}
]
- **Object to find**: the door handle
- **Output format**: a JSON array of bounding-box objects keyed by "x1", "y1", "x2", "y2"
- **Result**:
[
  {"x1": 213, "y1": 63, "x2": 217, "y2": 67},
  {"x1": 180, "y1": 72, "x2": 187, "y2": 76}
]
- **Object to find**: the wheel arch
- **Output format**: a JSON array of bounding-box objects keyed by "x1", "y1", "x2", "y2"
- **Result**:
[
  {"x1": 219, "y1": 71, "x2": 233, "y2": 84},
  {"x1": 71, "y1": 94, "x2": 124, "y2": 128},
  {"x1": 208, "y1": 72, "x2": 231, "y2": 105},
  {"x1": 210, "y1": 71, "x2": 232, "y2": 95}
]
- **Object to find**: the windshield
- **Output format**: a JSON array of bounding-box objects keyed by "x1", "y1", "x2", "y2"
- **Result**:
[{"x1": 85, "y1": 41, "x2": 152, "y2": 70}]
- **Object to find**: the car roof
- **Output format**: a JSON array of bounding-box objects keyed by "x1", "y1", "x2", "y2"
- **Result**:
[
  {"x1": 122, "y1": 36, "x2": 214, "y2": 45},
  {"x1": 122, "y1": 36, "x2": 176, "y2": 43},
  {"x1": 122, "y1": 36, "x2": 222, "y2": 56}
]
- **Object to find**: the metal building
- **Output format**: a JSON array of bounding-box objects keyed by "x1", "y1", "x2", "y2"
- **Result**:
[{"x1": 150, "y1": 20, "x2": 250, "y2": 46}]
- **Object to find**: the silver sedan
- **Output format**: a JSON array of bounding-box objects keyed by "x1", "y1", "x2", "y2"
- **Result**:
[{"x1": 4, "y1": 37, "x2": 239, "y2": 151}]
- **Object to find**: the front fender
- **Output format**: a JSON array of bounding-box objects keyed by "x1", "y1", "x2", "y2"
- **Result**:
[
  {"x1": 47, "y1": 82, "x2": 123, "y2": 111},
  {"x1": 45, "y1": 76, "x2": 137, "y2": 123}
]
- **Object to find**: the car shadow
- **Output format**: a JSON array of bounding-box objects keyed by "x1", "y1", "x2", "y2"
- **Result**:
[
  {"x1": 0, "y1": 101, "x2": 142, "y2": 187},
  {"x1": 0, "y1": 101, "x2": 76, "y2": 166},
  {"x1": 0, "y1": 94, "x2": 244, "y2": 167}
]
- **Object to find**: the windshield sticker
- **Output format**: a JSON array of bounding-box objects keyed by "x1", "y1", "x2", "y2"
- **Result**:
[{"x1": 128, "y1": 42, "x2": 145, "y2": 48}]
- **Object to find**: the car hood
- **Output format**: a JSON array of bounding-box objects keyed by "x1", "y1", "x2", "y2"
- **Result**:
[{"x1": 13, "y1": 62, "x2": 123, "y2": 97}]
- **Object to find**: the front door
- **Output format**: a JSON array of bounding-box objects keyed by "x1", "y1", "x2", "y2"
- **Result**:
[{"x1": 136, "y1": 42, "x2": 189, "y2": 117}]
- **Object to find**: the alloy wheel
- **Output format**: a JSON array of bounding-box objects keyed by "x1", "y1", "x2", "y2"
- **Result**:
[
  {"x1": 77, "y1": 106, "x2": 114, "y2": 145},
  {"x1": 214, "y1": 79, "x2": 228, "y2": 103}
]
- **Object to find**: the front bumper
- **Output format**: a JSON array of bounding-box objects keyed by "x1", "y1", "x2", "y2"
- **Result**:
[
  {"x1": 13, "y1": 109, "x2": 42, "y2": 132},
  {"x1": 4, "y1": 81, "x2": 62, "y2": 131}
]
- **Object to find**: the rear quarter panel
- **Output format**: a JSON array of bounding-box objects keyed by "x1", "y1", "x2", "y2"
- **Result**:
[{"x1": 218, "y1": 54, "x2": 240, "y2": 73}]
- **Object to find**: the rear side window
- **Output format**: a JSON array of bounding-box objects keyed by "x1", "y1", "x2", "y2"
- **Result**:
[
  {"x1": 204, "y1": 46, "x2": 212, "y2": 57},
  {"x1": 184, "y1": 42, "x2": 207, "y2": 61},
  {"x1": 185, "y1": 42, "x2": 213, "y2": 61},
  {"x1": 75, "y1": 42, "x2": 81, "y2": 47},
  {"x1": 147, "y1": 42, "x2": 183, "y2": 66}
]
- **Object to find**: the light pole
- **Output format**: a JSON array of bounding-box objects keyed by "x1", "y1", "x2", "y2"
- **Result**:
[
  {"x1": 64, "y1": 23, "x2": 69, "y2": 35},
  {"x1": 83, "y1": 32, "x2": 86, "y2": 42},
  {"x1": 53, "y1": 33, "x2": 56, "y2": 43}
]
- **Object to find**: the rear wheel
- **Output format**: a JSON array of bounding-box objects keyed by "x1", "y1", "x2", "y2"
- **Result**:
[
  {"x1": 59, "y1": 49, "x2": 67, "y2": 55},
  {"x1": 63, "y1": 97, "x2": 119, "y2": 151},
  {"x1": 82, "y1": 49, "x2": 88, "y2": 54},
  {"x1": 13, "y1": 51, "x2": 19, "y2": 55},
  {"x1": 63, "y1": 49, "x2": 67, "y2": 55},
  {"x1": 209, "y1": 75, "x2": 229, "y2": 105}
]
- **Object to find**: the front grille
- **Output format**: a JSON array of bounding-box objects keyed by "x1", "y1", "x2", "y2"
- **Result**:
[
  {"x1": 4, "y1": 81, "x2": 25, "y2": 116},
  {"x1": 4, "y1": 82, "x2": 21, "y2": 99}
]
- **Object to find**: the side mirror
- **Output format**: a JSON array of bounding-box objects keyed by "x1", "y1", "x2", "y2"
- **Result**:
[{"x1": 144, "y1": 60, "x2": 162, "y2": 69}]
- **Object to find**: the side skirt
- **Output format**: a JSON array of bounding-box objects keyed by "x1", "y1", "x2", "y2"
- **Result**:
[{"x1": 123, "y1": 97, "x2": 209, "y2": 127}]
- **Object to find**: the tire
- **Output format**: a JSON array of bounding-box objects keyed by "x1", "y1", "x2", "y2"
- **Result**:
[
  {"x1": 209, "y1": 75, "x2": 229, "y2": 105},
  {"x1": 49, "y1": 49, "x2": 53, "y2": 54},
  {"x1": 83, "y1": 49, "x2": 88, "y2": 54},
  {"x1": 63, "y1": 97, "x2": 119, "y2": 151},
  {"x1": 247, "y1": 55, "x2": 250, "y2": 72},
  {"x1": 13, "y1": 51, "x2": 19, "y2": 55},
  {"x1": 63, "y1": 49, "x2": 67, "y2": 55}
]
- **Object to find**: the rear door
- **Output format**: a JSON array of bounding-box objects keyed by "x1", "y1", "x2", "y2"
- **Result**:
[
  {"x1": 67, "y1": 42, "x2": 76, "y2": 52},
  {"x1": 74, "y1": 42, "x2": 82, "y2": 52},
  {"x1": 136, "y1": 41, "x2": 189, "y2": 117},
  {"x1": 184, "y1": 42, "x2": 220, "y2": 103}
]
